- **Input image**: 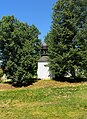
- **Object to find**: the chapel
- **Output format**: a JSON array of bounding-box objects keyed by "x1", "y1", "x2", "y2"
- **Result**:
[{"x1": 37, "y1": 43, "x2": 52, "y2": 79}]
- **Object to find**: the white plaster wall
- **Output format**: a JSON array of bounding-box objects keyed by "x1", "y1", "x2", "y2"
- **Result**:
[{"x1": 37, "y1": 62, "x2": 50, "y2": 79}]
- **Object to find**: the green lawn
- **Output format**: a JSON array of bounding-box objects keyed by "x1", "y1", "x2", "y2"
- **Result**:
[{"x1": 0, "y1": 80, "x2": 87, "y2": 119}]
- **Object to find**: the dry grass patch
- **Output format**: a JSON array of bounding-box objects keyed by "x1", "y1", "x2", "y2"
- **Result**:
[
  {"x1": 0, "y1": 83, "x2": 15, "y2": 90},
  {"x1": 0, "y1": 79, "x2": 87, "y2": 91},
  {"x1": 28, "y1": 79, "x2": 87, "y2": 89}
]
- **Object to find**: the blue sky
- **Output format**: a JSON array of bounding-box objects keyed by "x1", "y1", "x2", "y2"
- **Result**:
[{"x1": 0, "y1": 0, "x2": 56, "y2": 41}]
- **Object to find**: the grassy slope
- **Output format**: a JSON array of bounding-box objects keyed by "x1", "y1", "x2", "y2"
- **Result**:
[{"x1": 0, "y1": 80, "x2": 87, "y2": 119}]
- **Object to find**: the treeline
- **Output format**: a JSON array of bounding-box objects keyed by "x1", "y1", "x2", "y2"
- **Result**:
[{"x1": 0, "y1": 0, "x2": 87, "y2": 86}]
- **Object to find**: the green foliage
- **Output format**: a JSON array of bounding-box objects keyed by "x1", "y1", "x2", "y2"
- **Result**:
[
  {"x1": 0, "y1": 82, "x2": 87, "y2": 119},
  {"x1": 45, "y1": 0, "x2": 87, "y2": 79},
  {"x1": 0, "y1": 68, "x2": 3, "y2": 78},
  {"x1": 0, "y1": 50, "x2": 2, "y2": 61},
  {"x1": 0, "y1": 16, "x2": 41, "y2": 86}
]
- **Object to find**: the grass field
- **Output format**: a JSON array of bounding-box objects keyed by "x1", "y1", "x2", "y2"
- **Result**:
[{"x1": 0, "y1": 80, "x2": 87, "y2": 119}]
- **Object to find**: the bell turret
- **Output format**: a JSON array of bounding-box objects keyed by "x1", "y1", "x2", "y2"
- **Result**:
[{"x1": 41, "y1": 43, "x2": 48, "y2": 56}]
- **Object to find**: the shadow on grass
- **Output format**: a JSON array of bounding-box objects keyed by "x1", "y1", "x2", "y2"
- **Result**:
[
  {"x1": 12, "y1": 78, "x2": 38, "y2": 87},
  {"x1": 3, "y1": 78, "x2": 38, "y2": 87},
  {"x1": 54, "y1": 77, "x2": 87, "y2": 83},
  {"x1": 3, "y1": 77, "x2": 87, "y2": 87}
]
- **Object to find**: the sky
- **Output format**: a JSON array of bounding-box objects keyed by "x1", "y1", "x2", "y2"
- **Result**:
[{"x1": 0, "y1": 0, "x2": 56, "y2": 41}]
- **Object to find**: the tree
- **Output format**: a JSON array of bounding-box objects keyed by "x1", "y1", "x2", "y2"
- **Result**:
[
  {"x1": 0, "y1": 16, "x2": 41, "y2": 86},
  {"x1": 45, "y1": 0, "x2": 87, "y2": 80}
]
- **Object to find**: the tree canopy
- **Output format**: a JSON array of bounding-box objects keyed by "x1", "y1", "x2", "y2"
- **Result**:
[
  {"x1": 45, "y1": 0, "x2": 87, "y2": 80},
  {"x1": 0, "y1": 16, "x2": 41, "y2": 86}
]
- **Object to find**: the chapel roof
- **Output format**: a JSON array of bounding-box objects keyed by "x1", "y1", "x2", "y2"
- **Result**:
[{"x1": 38, "y1": 56, "x2": 49, "y2": 62}]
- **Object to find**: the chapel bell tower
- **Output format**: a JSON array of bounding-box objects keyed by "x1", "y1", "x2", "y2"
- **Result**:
[{"x1": 37, "y1": 43, "x2": 51, "y2": 79}]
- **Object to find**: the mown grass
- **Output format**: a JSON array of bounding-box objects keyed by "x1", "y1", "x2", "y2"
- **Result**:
[{"x1": 0, "y1": 81, "x2": 87, "y2": 119}]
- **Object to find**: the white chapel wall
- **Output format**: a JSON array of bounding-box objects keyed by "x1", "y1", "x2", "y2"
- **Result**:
[{"x1": 37, "y1": 62, "x2": 51, "y2": 79}]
